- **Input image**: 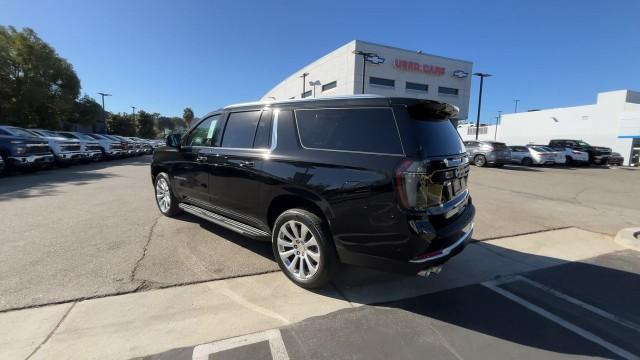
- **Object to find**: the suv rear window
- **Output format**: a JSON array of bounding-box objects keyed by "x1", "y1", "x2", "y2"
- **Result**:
[
  {"x1": 488, "y1": 142, "x2": 508, "y2": 149},
  {"x1": 295, "y1": 108, "x2": 403, "y2": 155}
]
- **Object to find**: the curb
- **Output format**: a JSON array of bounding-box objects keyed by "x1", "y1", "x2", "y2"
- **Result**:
[{"x1": 614, "y1": 227, "x2": 640, "y2": 251}]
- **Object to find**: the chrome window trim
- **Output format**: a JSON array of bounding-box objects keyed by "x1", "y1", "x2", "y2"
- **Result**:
[{"x1": 293, "y1": 107, "x2": 406, "y2": 157}]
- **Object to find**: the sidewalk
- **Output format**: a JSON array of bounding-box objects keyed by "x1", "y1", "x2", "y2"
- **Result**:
[{"x1": 0, "y1": 228, "x2": 623, "y2": 360}]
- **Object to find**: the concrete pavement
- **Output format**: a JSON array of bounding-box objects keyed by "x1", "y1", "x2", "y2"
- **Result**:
[{"x1": 1, "y1": 227, "x2": 630, "y2": 360}]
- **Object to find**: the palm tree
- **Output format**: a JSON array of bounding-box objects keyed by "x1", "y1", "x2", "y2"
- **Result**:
[{"x1": 183, "y1": 107, "x2": 194, "y2": 127}]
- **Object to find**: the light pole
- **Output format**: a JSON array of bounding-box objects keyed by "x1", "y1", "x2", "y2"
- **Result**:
[
  {"x1": 472, "y1": 73, "x2": 492, "y2": 140},
  {"x1": 352, "y1": 50, "x2": 380, "y2": 94},
  {"x1": 309, "y1": 80, "x2": 321, "y2": 97},
  {"x1": 513, "y1": 99, "x2": 520, "y2": 113},
  {"x1": 300, "y1": 72, "x2": 309, "y2": 98},
  {"x1": 98, "y1": 92, "x2": 111, "y2": 133},
  {"x1": 494, "y1": 110, "x2": 502, "y2": 140}
]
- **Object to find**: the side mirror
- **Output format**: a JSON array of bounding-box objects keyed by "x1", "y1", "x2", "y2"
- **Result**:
[{"x1": 166, "y1": 133, "x2": 182, "y2": 148}]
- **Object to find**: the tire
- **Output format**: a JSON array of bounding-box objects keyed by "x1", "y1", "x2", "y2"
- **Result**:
[
  {"x1": 474, "y1": 154, "x2": 487, "y2": 167},
  {"x1": 522, "y1": 157, "x2": 533, "y2": 166},
  {"x1": 565, "y1": 156, "x2": 573, "y2": 166},
  {"x1": 494, "y1": 163, "x2": 504, "y2": 168},
  {"x1": 272, "y1": 208, "x2": 337, "y2": 289},
  {"x1": 154, "y1": 172, "x2": 181, "y2": 216}
]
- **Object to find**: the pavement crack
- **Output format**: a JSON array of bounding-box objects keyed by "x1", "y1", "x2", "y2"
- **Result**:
[
  {"x1": 24, "y1": 302, "x2": 76, "y2": 360},
  {"x1": 129, "y1": 215, "x2": 162, "y2": 284}
]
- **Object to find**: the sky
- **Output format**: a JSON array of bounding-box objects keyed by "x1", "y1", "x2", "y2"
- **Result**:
[{"x1": 2, "y1": 0, "x2": 639, "y2": 123}]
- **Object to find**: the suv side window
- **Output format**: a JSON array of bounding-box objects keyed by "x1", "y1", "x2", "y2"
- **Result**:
[
  {"x1": 221, "y1": 110, "x2": 262, "y2": 149},
  {"x1": 253, "y1": 110, "x2": 273, "y2": 149},
  {"x1": 185, "y1": 115, "x2": 220, "y2": 147},
  {"x1": 295, "y1": 108, "x2": 403, "y2": 155}
]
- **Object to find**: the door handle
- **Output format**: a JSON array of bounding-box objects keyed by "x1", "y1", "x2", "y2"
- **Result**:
[{"x1": 239, "y1": 161, "x2": 254, "y2": 168}]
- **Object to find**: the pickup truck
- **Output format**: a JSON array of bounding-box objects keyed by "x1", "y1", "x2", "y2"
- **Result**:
[
  {"x1": 57, "y1": 131, "x2": 103, "y2": 161},
  {"x1": 85, "y1": 133, "x2": 124, "y2": 159},
  {"x1": 25, "y1": 129, "x2": 84, "y2": 165},
  {"x1": 548, "y1": 139, "x2": 610, "y2": 165},
  {"x1": 0, "y1": 125, "x2": 54, "y2": 171}
]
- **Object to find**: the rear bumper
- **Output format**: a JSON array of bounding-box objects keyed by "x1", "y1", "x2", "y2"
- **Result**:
[
  {"x1": 8, "y1": 154, "x2": 55, "y2": 167},
  {"x1": 336, "y1": 204, "x2": 475, "y2": 274}
]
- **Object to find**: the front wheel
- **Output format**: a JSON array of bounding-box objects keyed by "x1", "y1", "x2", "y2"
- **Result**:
[
  {"x1": 154, "y1": 172, "x2": 180, "y2": 216},
  {"x1": 522, "y1": 157, "x2": 533, "y2": 166},
  {"x1": 474, "y1": 155, "x2": 487, "y2": 167},
  {"x1": 272, "y1": 209, "x2": 337, "y2": 289}
]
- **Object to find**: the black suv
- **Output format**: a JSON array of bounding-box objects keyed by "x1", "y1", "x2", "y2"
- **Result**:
[
  {"x1": 548, "y1": 139, "x2": 612, "y2": 165},
  {"x1": 151, "y1": 96, "x2": 475, "y2": 288}
]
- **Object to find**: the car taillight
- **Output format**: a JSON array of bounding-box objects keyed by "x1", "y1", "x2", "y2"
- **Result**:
[{"x1": 395, "y1": 159, "x2": 442, "y2": 211}]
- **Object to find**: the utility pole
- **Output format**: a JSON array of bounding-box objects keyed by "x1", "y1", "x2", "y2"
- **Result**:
[
  {"x1": 97, "y1": 92, "x2": 112, "y2": 134},
  {"x1": 495, "y1": 110, "x2": 502, "y2": 140},
  {"x1": 131, "y1": 106, "x2": 136, "y2": 120},
  {"x1": 300, "y1": 72, "x2": 309, "y2": 98},
  {"x1": 472, "y1": 73, "x2": 492, "y2": 140},
  {"x1": 514, "y1": 99, "x2": 520, "y2": 113}
]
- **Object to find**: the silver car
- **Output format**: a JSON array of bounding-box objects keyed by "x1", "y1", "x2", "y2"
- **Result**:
[
  {"x1": 509, "y1": 145, "x2": 557, "y2": 166},
  {"x1": 463, "y1": 141, "x2": 511, "y2": 167}
]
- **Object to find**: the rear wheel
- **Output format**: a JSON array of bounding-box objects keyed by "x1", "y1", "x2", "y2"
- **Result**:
[
  {"x1": 474, "y1": 155, "x2": 487, "y2": 167},
  {"x1": 272, "y1": 208, "x2": 337, "y2": 288},
  {"x1": 522, "y1": 157, "x2": 533, "y2": 166},
  {"x1": 154, "y1": 172, "x2": 180, "y2": 216}
]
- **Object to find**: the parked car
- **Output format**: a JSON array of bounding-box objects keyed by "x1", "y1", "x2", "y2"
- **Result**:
[
  {"x1": 548, "y1": 139, "x2": 611, "y2": 165},
  {"x1": 0, "y1": 125, "x2": 54, "y2": 171},
  {"x1": 151, "y1": 96, "x2": 475, "y2": 288},
  {"x1": 25, "y1": 129, "x2": 84, "y2": 165},
  {"x1": 101, "y1": 135, "x2": 133, "y2": 156},
  {"x1": 509, "y1": 145, "x2": 556, "y2": 166},
  {"x1": 126, "y1": 137, "x2": 150, "y2": 155},
  {"x1": 56, "y1": 132, "x2": 103, "y2": 161},
  {"x1": 0, "y1": 154, "x2": 4, "y2": 174},
  {"x1": 608, "y1": 152, "x2": 624, "y2": 166},
  {"x1": 530, "y1": 145, "x2": 566, "y2": 165},
  {"x1": 84, "y1": 133, "x2": 124, "y2": 159},
  {"x1": 463, "y1": 141, "x2": 511, "y2": 167}
]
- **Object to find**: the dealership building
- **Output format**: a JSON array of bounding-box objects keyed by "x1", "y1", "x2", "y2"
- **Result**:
[
  {"x1": 459, "y1": 90, "x2": 640, "y2": 166},
  {"x1": 262, "y1": 40, "x2": 473, "y2": 120}
]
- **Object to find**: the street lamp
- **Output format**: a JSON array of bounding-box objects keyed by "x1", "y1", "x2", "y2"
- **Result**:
[
  {"x1": 300, "y1": 72, "x2": 309, "y2": 98},
  {"x1": 309, "y1": 80, "x2": 321, "y2": 97},
  {"x1": 131, "y1": 106, "x2": 136, "y2": 123},
  {"x1": 472, "y1": 73, "x2": 492, "y2": 140},
  {"x1": 352, "y1": 50, "x2": 383, "y2": 94},
  {"x1": 97, "y1": 92, "x2": 112, "y2": 134},
  {"x1": 513, "y1": 99, "x2": 520, "y2": 113}
]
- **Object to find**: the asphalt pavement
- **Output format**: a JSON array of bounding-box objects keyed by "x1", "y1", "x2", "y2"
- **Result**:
[{"x1": 140, "y1": 250, "x2": 640, "y2": 360}]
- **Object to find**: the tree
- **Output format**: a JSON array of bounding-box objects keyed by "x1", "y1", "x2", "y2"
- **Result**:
[
  {"x1": 69, "y1": 95, "x2": 102, "y2": 129},
  {"x1": 136, "y1": 110, "x2": 157, "y2": 138},
  {"x1": 106, "y1": 113, "x2": 136, "y2": 136},
  {"x1": 0, "y1": 26, "x2": 80, "y2": 129},
  {"x1": 183, "y1": 107, "x2": 194, "y2": 128}
]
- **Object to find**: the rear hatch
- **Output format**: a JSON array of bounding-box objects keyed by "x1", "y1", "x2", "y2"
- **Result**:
[{"x1": 394, "y1": 102, "x2": 470, "y2": 218}]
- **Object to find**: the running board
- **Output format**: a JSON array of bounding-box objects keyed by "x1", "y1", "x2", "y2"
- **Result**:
[{"x1": 178, "y1": 203, "x2": 271, "y2": 239}]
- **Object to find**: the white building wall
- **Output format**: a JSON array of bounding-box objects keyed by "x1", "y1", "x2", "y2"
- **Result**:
[
  {"x1": 498, "y1": 90, "x2": 640, "y2": 165},
  {"x1": 262, "y1": 40, "x2": 473, "y2": 119},
  {"x1": 457, "y1": 123, "x2": 499, "y2": 141}
]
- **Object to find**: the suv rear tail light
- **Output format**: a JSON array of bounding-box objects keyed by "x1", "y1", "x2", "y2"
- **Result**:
[{"x1": 395, "y1": 159, "x2": 442, "y2": 211}]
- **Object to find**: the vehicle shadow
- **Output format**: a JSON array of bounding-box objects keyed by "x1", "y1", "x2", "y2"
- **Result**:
[
  {"x1": 473, "y1": 165, "x2": 543, "y2": 172},
  {"x1": 315, "y1": 242, "x2": 640, "y2": 359},
  {"x1": 0, "y1": 156, "x2": 151, "y2": 201}
]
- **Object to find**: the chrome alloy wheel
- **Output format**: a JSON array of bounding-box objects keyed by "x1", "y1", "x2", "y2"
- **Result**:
[
  {"x1": 155, "y1": 178, "x2": 171, "y2": 212},
  {"x1": 277, "y1": 220, "x2": 321, "y2": 280}
]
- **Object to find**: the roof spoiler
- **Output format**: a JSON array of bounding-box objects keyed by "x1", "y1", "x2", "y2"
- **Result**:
[{"x1": 399, "y1": 99, "x2": 459, "y2": 119}]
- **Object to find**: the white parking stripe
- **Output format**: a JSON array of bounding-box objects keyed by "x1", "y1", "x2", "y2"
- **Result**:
[
  {"x1": 483, "y1": 280, "x2": 639, "y2": 360},
  {"x1": 192, "y1": 329, "x2": 290, "y2": 360},
  {"x1": 513, "y1": 275, "x2": 640, "y2": 334}
]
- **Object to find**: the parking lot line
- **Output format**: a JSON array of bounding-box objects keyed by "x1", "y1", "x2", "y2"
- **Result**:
[
  {"x1": 512, "y1": 275, "x2": 640, "y2": 333},
  {"x1": 192, "y1": 329, "x2": 289, "y2": 360},
  {"x1": 483, "y1": 279, "x2": 639, "y2": 360}
]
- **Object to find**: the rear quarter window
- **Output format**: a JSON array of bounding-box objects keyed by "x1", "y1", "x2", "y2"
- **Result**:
[{"x1": 294, "y1": 108, "x2": 403, "y2": 155}]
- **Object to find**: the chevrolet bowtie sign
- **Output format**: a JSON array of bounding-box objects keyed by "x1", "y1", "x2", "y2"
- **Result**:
[
  {"x1": 364, "y1": 54, "x2": 385, "y2": 64},
  {"x1": 452, "y1": 70, "x2": 469, "y2": 78}
]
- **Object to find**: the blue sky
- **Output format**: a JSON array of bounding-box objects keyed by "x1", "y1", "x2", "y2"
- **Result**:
[{"x1": 2, "y1": 0, "x2": 639, "y2": 122}]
